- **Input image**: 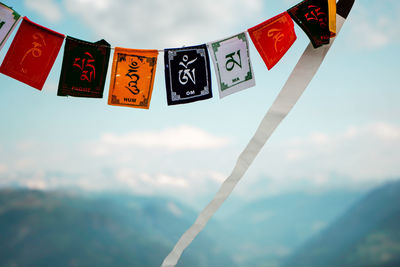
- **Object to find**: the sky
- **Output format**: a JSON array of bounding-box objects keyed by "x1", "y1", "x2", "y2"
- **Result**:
[{"x1": 0, "y1": 0, "x2": 399, "y2": 208}]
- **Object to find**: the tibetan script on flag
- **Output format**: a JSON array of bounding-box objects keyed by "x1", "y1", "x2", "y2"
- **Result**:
[
  {"x1": 0, "y1": 2, "x2": 20, "y2": 52},
  {"x1": 208, "y1": 32, "x2": 255, "y2": 98},
  {"x1": 248, "y1": 12, "x2": 296, "y2": 70},
  {"x1": 288, "y1": 0, "x2": 330, "y2": 48},
  {"x1": 108, "y1": 48, "x2": 158, "y2": 109},
  {"x1": 0, "y1": 17, "x2": 64, "y2": 90},
  {"x1": 57, "y1": 36, "x2": 111, "y2": 98},
  {"x1": 164, "y1": 44, "x2": 212, "y2": 105}
]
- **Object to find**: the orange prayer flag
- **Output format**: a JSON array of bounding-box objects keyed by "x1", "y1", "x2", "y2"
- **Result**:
[
  {"x1": 108, "y1": 48, "x2": 158, "y2": 109},
  {"x1": 329, "y1": 0, "x2": 337, "y2": 36}
]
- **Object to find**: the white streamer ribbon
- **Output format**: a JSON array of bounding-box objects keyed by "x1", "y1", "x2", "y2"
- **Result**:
[{"x1": 162, "y1": 14, "x2": 347, "y2": 267}]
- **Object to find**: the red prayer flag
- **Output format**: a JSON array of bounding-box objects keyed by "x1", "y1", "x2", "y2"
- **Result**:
[
  {"x1": 248, "y1": 12, "x2": 296, "y2": 70},
  {"x1": 0, "y1": 17, "x2": 64, "y2": 90}
]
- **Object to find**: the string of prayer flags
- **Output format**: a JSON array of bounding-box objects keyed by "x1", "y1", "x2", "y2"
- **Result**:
[
  {"x1": 58, "y1": 36, "x2": 111, "y2": 98},
  {"x1": 0, "y1": 17, "x2": 64, "y2": 90},
  {"x1": 108, "y1": 48, "x2": 158, "y2": 109},
  {"x1": 328, "y1": 0, "x2": 337, "y2": 36},
  {"x1": 208, "y1": 32, "x2": 255, "y2": 98},
  {"x1": 0, "y1": 0, "x2": 343, "y2": 108},
  {"x1": 288, "y1": 0, "x2": 330, "y2": 48},
  {"x1": 248, "y1": 12, "x2": 297, "y2": 70},
  {"x1": 0, "y1": 2, "x2": 20, "y2": 52},
  {"x1": 164, "y1": 44, "x2": 212, "y2": 105}
]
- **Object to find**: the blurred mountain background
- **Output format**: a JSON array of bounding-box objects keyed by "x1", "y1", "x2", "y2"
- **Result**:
[
  {"x1": 282, "y1": 180, "x2": 400, "y2": 267},
  {"x1": 0, "y1": 180, "x2": 399, "y2": 267}
]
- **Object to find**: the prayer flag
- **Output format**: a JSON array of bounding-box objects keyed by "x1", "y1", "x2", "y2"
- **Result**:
[
  {"x1": 0, "y1": 17, "x2": 64, "y2": 90},
  {"x1": 328, "y1": 0, "x2": 337, "y2": 36},
  {"x1": 248, "y1": 12, "x2": 296, "y2": 70},
  {"x1": 108, "y1": 48, "x2": 158, "y2": 109},
  {"x1": 288, "y1": 0, "x2": 330, "y2": 48},
  {"x1": 57, "y1": 36, "x2": 111, "y2": 98},
  {"x1": 164, "y1": 44, "x2": 212, "y2": 105},
  {"x1": 0, "y1": 2, "x2": 20, "y2": 52},
  {"x1": 208, "y1": 32, "x2": 255, "y2": 98}
]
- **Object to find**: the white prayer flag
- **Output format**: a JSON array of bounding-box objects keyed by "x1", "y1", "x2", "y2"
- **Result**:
[
  {"x1": 0, "y1": 3, "x2": 20, "y2": 52},
  {"x1": 208, "y1": 32, "x2": 255, "y2": 98}
]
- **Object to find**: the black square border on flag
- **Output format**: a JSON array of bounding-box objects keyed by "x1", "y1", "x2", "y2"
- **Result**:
[{"x1": 164, "y1": 44, "x2": 212, "y2": 105}]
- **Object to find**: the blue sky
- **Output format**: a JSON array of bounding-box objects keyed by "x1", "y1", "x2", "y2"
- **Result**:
[{"x1": 0, "y1": 0, "x2": 399, "y2": 207}]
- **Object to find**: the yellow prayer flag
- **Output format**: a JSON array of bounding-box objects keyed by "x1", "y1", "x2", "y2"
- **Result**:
[
  {"x1": 108, "y1": 48, "x2": 158, "y2": 109},
  {"x1": 328, "y1": 0, "x2": 337, "y2": 36}
]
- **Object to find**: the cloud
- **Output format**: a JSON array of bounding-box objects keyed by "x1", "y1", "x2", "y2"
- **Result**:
[
  {"x1": 1, "y1": 121, "x2": 399, "y2": 204},
  {"x1": 0, "y1": 166, "x2": 226, "y2": 207},
  {"x1": 0, "y1": 164, "x2": 7, "y2": 175},
  {"x1": 63, "y1": 0, "x2": 264, "y2": 47},
  {"x1": 349, "y1": 17, "x2": 391, "y2": 49},
  {"x1": 346, "y1": 1, "x2": 400, "y2": 50},
  {"x1": 167, "y1": 202, "x2": 183, "y2": 217},
  {"x1": 239, "y1": 122, "x2": 400, "y2": 198},
  {"x1": 115, "y1": 169, "x2": 189, "y2": 191},
  {"x1": 110, "y1": 168, "x2": 227, "y2": 207},
  {"x1": 0, "y1": 125, "x2": 233, "y2": 206},
  {"x1": 95, "y1": 125, "x2": 231, "y2": 152},
  {"x1": 24, "y1": 0, "x2": 63, "y2": 23}
]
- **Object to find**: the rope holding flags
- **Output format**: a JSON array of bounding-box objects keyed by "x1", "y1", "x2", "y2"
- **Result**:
[
  {"x1": 1, "y1": 0, "x2": 342, "y2": 107},
  {"x1": 161, "y1": 0, "x2": 355, "y2": 266}
]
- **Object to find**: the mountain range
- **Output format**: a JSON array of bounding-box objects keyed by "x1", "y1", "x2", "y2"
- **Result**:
[
  {"x1": 0, "y1": 190, "x2": 234, "y2": 267},
  {"x1": 282, "y1": 180, "x2": 400, "y2": 267},
  {"x1": 0, "y1": 180, "x2": 399, "y2": 266}
]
